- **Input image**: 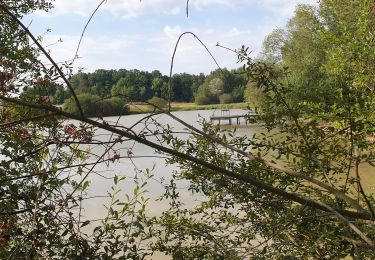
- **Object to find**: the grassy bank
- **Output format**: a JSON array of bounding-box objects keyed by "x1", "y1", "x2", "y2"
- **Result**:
[{"x1": 127, "y1": 102, "x2": 250, "y2": 114}]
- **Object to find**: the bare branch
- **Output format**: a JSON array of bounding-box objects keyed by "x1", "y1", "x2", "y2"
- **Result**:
[
  {"x1": 168, "y1": 32, "x2": 221, "y2": 111},
  {"x1": 73, "y1": 0, "x2": 107, "y2": 62}
]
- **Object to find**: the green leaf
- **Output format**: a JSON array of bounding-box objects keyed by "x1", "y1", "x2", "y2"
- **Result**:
[
  {"x1": 82, "y1": 180, "x2": 90, "y2": 190},
  {"x1": 134, "y1": 186, "x2": 139, "y2": 196}
]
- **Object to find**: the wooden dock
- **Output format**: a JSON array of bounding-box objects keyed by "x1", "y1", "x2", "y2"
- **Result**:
[{"x1": 210, "y1": 110, "x2": 257, "y2": 125}]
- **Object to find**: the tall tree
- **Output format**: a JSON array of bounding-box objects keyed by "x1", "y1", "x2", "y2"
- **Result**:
[
  {"x1": 111, "y1": 70, "x2": 150, "y2": 101},
  {"x1": 88, "y1": 69, "x2": 114, "y2": 97}
]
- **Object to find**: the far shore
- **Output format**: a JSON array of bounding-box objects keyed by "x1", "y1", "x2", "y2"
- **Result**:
[{"x1": 127, "y1": 102, "x2": 251, "y2": 114}]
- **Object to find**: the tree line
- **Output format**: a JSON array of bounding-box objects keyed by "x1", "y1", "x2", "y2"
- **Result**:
[{"x1": 21, "y1": 67, "x2": 248, "y2": 116}]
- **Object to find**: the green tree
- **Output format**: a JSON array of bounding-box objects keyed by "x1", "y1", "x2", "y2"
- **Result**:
[
  {"x1": 63, "y1": 93, "x2": 101, "y2": 117},
  {"x1": 152, "y1": 2, "x2": 375, "y2": 258},
  {"x1": 52, "y1": 85, "x2": 68, "y2": 104},
  {"x1": 320, "y1": 0, "x2": 375, "y2": 90},
  {"x1": 0, "y1": 3, "x2": 151, "y2": 258},
  {"x1": 99, "y1": 97, "x2": 129, "y2": 116},
  {"x1": 88, "y1": 69, "x2": 114, "y2": 97},
  {"x1": 151, "y1": 76, "x2": 164, "y2": 98},
  {"x1": 261, "y1": 5, "x2": 332, "y2": 108},
  {"x1": 209, "y1": 77, "x2": 224, "y2": 96},
  {"x1": 259, "y1": 0, "x2": 375, "y2": 112},
  {"x1": 111, "y1": 70, "x2": 150, "y2": 101},
  {"x1": 154, "y1": 47, "x2": 375, "y2": 259},
  {"x1": 231, "y1": 84, "x2": 245, "y2": 102},
  {"x1": 244, "y1": 79, "x2": 266, "y2": 108},
  {"x1": 194, "y1": 68, "x2": 245, "y2": 104},
  {"x1": 260, "y1": 28, "x2": 285, "y2": 64},
  {"x1": 195, "y1": 82, "x2": 217, "y2": 105},
  {"x1": 171, "y1": 73, "x2": 194, "y2": 102},
  {"x1": 2, "y1": 1, "x2": 375, "y2": 259},
  {"x1": 70, "y1": 72, "x2": 90, "y2": 94}
]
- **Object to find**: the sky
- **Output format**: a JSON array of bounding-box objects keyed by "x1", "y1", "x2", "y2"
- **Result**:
[{"x1": 25, "y1": 0, "x2": 318, "y2": 75}]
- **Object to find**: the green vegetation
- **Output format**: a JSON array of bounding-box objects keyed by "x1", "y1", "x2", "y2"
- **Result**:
[
  {"x1": 195, "y1": 68, "x2": 246, "y2": 105},
  {"x1": 128, "y1": 101, "x2": 249, "y2": 114},
  {"x1": 1, "y1": 0, "x2": 375, "y2": 259},
  {"x1": 147, "y1": 96, "x2": 168, "y2": 110},
  {"x1": 25, "y1": 67, "x2": 247, "y2": 116},
  {"x1": 63, "y1": 94, "x2": 128, "y2": 117},
  {"x1": 258, "y1": 1, "x2": 375, "y2": 112},
  {"x1": 152, "y1": 1, "x2": 375, "y2": 258},
  {"x1": 38, "y1": 67, "x2": 247, "y2": 116}
]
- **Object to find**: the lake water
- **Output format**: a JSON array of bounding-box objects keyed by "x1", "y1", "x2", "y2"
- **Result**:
[
  {"x1": 78, "y1": 108, "x2": 375, "y2": 221},
  {"x1": 79, "y1": 109, "x2": 255, "y2": 220},
  {"x1": 63, "y1": 108, "x2": 374, "y2": 259}
]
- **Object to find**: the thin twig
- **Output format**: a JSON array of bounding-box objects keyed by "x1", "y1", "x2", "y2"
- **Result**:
[
  {"x1": 168, "y1": 32, "x2": 222, "y2": 111},
  {"x1": 73, "y1": 0, "x2": 107, "y2": 62}
]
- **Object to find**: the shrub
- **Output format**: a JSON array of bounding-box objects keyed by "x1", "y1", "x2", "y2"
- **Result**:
[
  {"x1": 244, "y1": 80, "x2": 267, "y2": 108},
  {"x1": 98, "y1": 97, "x2": 129, "y2": 116},
  {"x1": 148, "y1": 96, "x2": 168, "y2": 109},
  {"x1": 63, "y1": 94, "x2": 128, "y2": 117},
  {"x1": 219, "y1": 93, "x2": 233, "y2": 104},
  {"x1": 63, "y1": 93, "x2": 101, "y2": 117},
  {"x1": 195, "y1": 83, "x2": 218, "y2": 105}
]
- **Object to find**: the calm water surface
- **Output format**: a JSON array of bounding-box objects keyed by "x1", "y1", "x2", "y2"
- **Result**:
[
  {"x1": 78, "y1": 109, "x2": 374, "y2": 223},
  {"x1": 66, "y1": 109, "x2": 374, "y2": 260},
  {"x1": 81, "y1": 109, "x2": 256, "y2": 219}
]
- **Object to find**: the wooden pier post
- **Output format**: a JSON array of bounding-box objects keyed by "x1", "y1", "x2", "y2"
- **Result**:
[{"x1": 209, "y1": 112, "x2": 256, "y2": 125}]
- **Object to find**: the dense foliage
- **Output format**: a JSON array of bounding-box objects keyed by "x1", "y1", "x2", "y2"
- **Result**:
[
  {"x1": 0, "y1": 1, "x2": 153, "y2": 258},
  {"x1": 1, "y1": 0, "x2": 375, "y2": 259},
  {"x1": 151, "y1": 0, "x2": 375, "y2": 258},
  {"x1": 29, "y1": 68, "x2": 247, "y2": 107},
  {"x1": 63, "y1": 94, "x2": 128, "y2": 117},
  {"x1": 258, "y1": 1, "x2": 375, "y2": 110}
]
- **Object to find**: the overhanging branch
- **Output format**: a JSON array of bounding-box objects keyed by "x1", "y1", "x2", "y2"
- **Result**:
[{"x1": 0, "y1": 94, "x2": 372, "y2": 221}]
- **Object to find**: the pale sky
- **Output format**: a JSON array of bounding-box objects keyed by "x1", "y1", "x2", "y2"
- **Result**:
[{"x1": 25, "y1": 0, "x2": 318, "y2": 75}]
